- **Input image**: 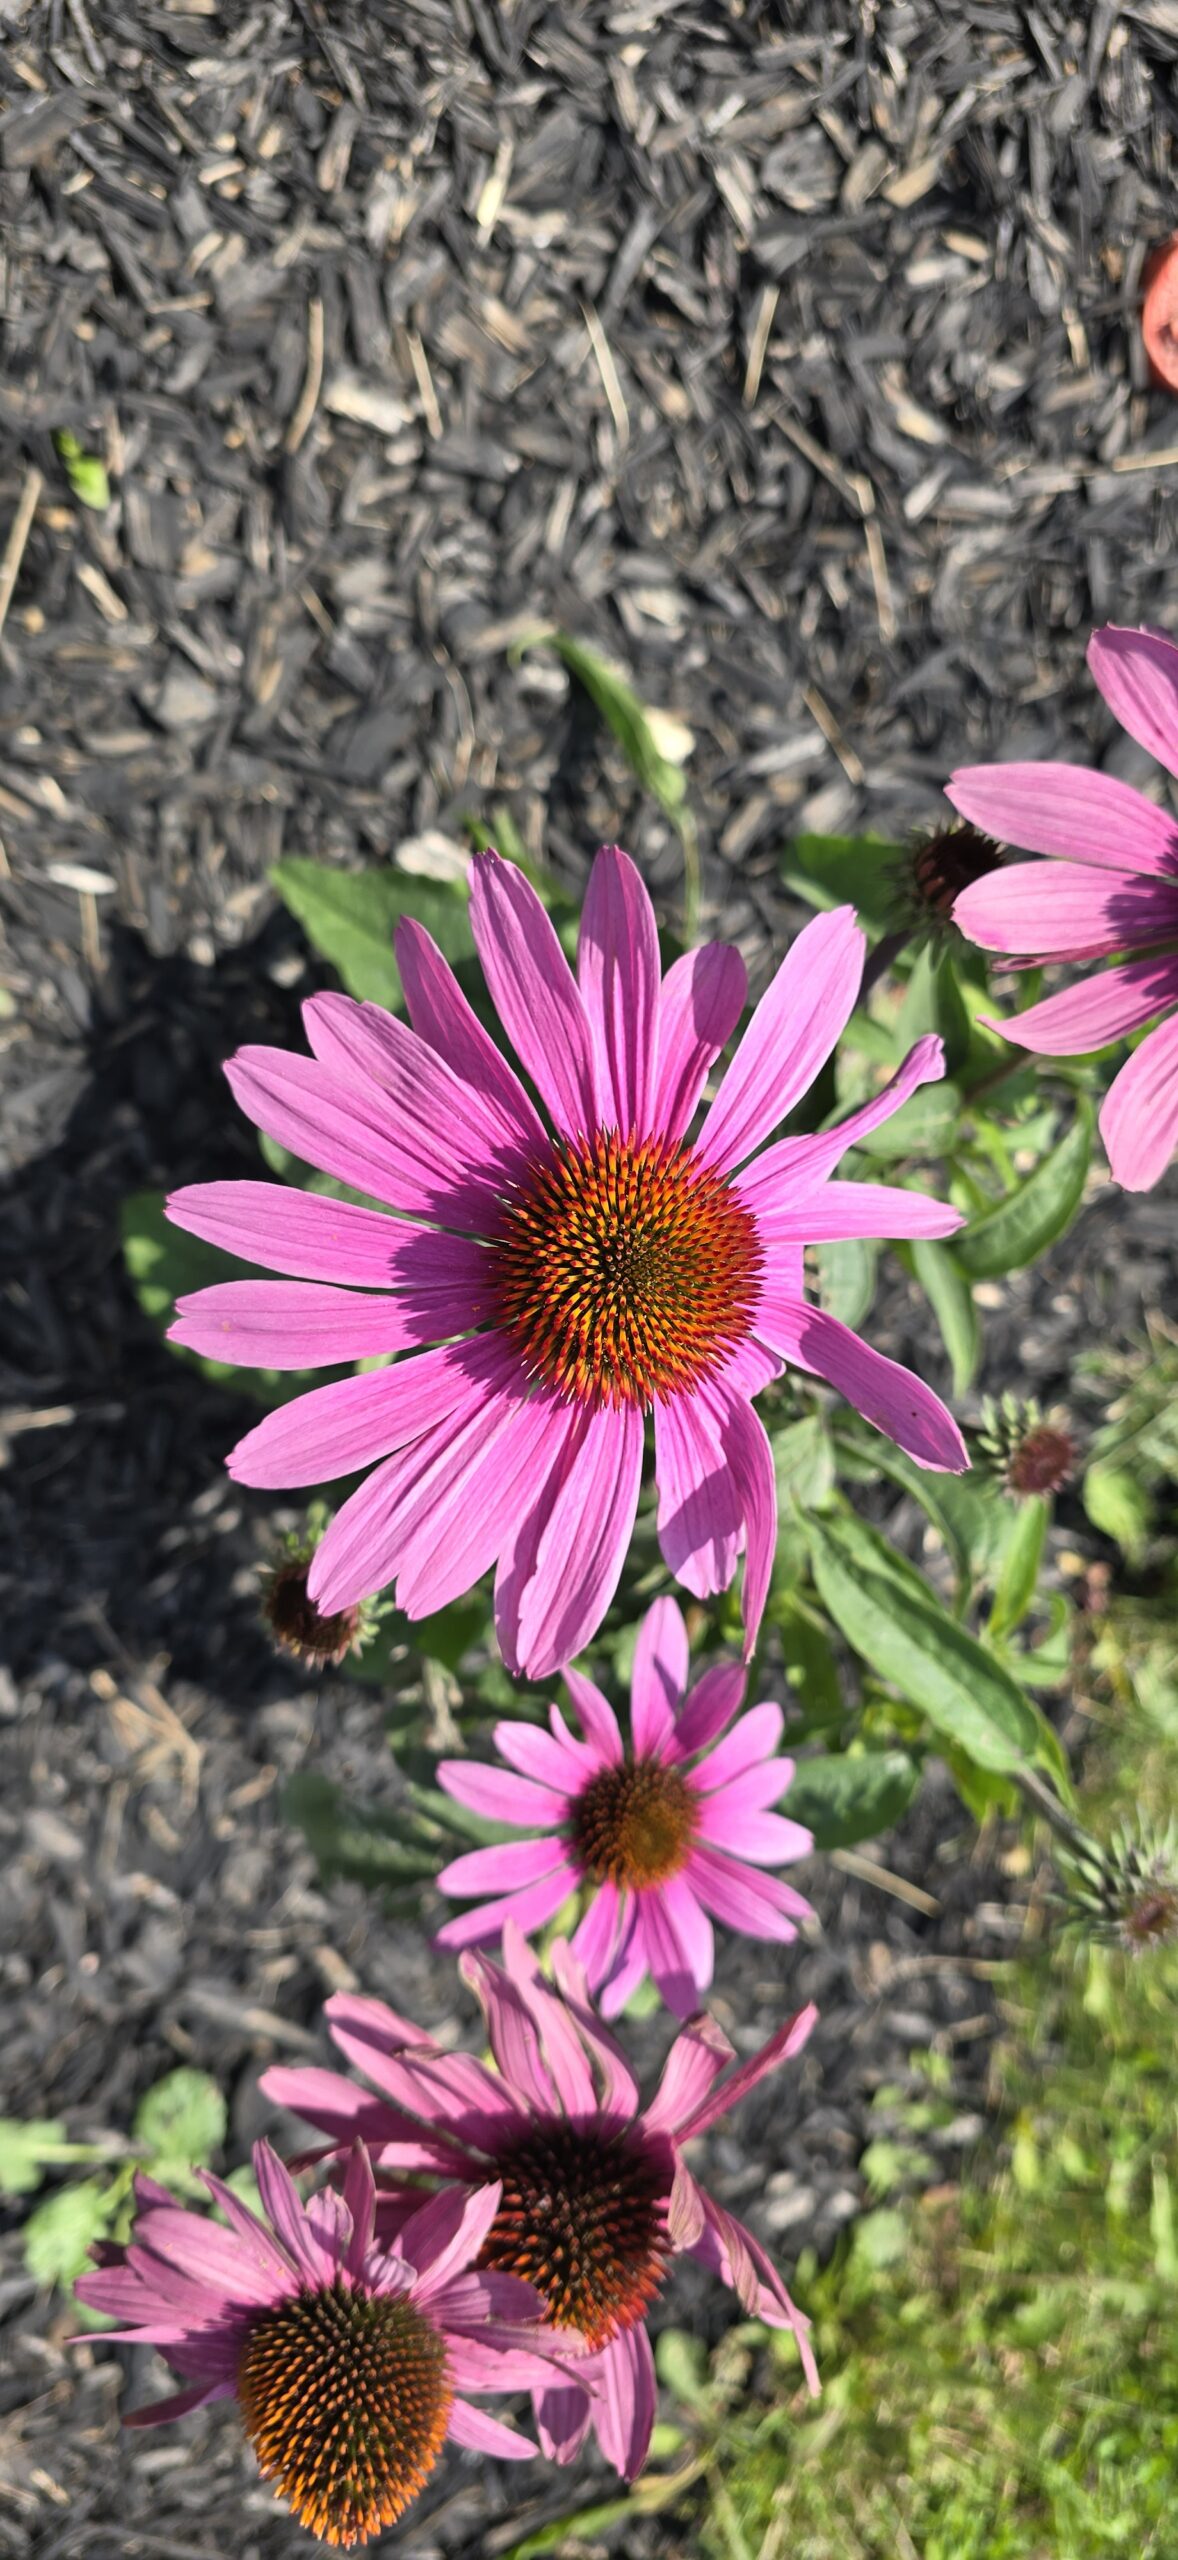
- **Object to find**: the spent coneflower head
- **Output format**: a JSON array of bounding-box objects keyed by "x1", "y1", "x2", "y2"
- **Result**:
[
  {"x1": 74, "y1": 2141, "x2": 555, "y2": 2548},
  {"x1": 976, "y1": 1393, "x2": 1077, "y2": 1499},
  {"x1": 888, "y1": 820, "x2": 1005, "y2": 943},
  {"x1": 263, "y1": 1925, "x2": 819, "y2": 2483},
  {"x1": 435, "y1": 1593, "x2": 813, "y2": 2017},
  {"x1": 1061, "y1": 1821, "x2": 1178, "y2": 1955},
  {"x1": 262, "y1": 1505, "x2": 380, "y2": 1671},
  {"x1": 167, "y1": 845, "x2": 966, "y2": 1680}
]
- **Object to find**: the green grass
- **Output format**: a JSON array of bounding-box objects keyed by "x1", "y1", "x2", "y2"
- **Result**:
[{"x1": 697, "y1": 1706, "x2": 1178, "y2": 2560}]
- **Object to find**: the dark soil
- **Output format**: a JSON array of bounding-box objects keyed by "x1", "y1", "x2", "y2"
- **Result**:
[{"x1": 2, "y1": 4, "x2": 1178, "y2": 2554}]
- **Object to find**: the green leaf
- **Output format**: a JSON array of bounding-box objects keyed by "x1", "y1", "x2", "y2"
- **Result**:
[
  {"x1": 853, "y1": 1081, "x2": 962, "y2": 1163},
  {"x1": 807, "y1": 1510, "x2": 1046, "y2": 1773},
  {"x1": 898, "y1": 947, "x2": 971, "y2": 1077},
  {"x1": 909, "y1": 1239, "x2": 979, "y2": 1395},
  {"x1": 528, "y1": 633, "x2": 688, "y2": 823},
  {"x1": 271, "y1": 860, "x2": 475, "y2": 1009},
  {"x1": 133, "y1": 2069, "x2": 226, "y2": 2172},
  {"x1": 282, "y1": 1772, "x2": 438, "y2": 1890},
  {"x1": 0, "y1": 2118, "x2": 69, "y2": 2198},
  {"x1": 785, "y1": 1749, "x2": 920, "y2": 1848},
  {"x1": 953, "y1": 1099, "x2": 1093, "y2": 1278},
  {"x1": 24, "y1": 2180, "x2": 117, "y2": 2288},
  {"x1": 121, "y1": 1191, "x2": 324, "y2": 1406},
  {"x1": 780, "y1": 832, "x2": 901, "y2": 931},
  {"x1": 53, "y1": 429, "x2": 111, "y2": 510},
  {"x1": 816, "y1": 1236, "x2": 878, "y2": 1329},
  {"x1": 773, "y1": 1593, "x2": 843, "y2": 1730},
  {"x1": 988, "y1": 1497, "x2": 1048, "y2": 1640},
  {"x1": 832, "y1": 1426, "x2": 1003, "y2": 1582},
  {"x1": 771, "y1": 1415, "x2": 835, "y2": 1517},
  {"x1": 1083, "y1": 1464, "x2": 1152, "y2": 1564},
  {"x1": 414, "y1": 1596, "x2": 489, "y2": 1672}
]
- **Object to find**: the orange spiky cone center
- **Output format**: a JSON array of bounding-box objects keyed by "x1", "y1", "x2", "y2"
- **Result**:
[
  {"x1": 236, "y1": 2282, "x2": 451, "y2": 2547},
  {"x1": 479, "y1": 2122, "x2": 670, "y2": 2351}
]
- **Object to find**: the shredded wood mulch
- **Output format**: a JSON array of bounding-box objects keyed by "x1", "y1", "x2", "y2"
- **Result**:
[{"x1": 3, "y1": 4, "x2": 1178, "y2": 2554}]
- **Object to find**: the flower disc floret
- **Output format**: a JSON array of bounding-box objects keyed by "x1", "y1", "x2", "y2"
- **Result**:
[
  {"x1": 237, "y1": 2281, "x2": 451, "y2": 2545},
  {"x1": 478, "y1": 2122, "x2": 670, "y2": 2350},
  {"x1": 492, "y1": 1129, "x2": 761, "y2": 1408},
  {"x1": 569, "y1": 1755, "x2": 697, "y2": 1889}
]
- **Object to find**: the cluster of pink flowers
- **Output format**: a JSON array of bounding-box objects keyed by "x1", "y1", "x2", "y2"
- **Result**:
[{"x1": 81, "y1": 633, "x2": 1166, "y2": 2537}]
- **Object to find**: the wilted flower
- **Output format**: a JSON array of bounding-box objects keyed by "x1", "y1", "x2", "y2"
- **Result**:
[
  {"x1": 1060, "y1": 1820, "x2": 1178, "y2": 1954},
  {"x1": 435, "y1": 1594, "x2": 812, "y2": 2015},
  {"x1": 949, "y1": 624, "x2": 1178, "y2": 1192},
  {"x1": 976, "y1": 1393, "x2": 1076, "y2": 1500},
  {"x1": 167, "y1": 847, "x2": 966, "y2": 1678},
  {"x1": 263, "y1": 1925, "x2": 818, "y2": 2481},
  {"x1": 889, "y1": 820, "x2": 1004, "y2": 942},
  {"x1": 263, "y1": 1513, "x2": 378, "y2": 1670},
  {"x1": 75, "y1": 2140, "x2": 556, "y2": 2547}
]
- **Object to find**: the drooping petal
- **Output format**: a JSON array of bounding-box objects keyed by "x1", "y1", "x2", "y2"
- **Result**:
[
  {"x1": 651, "y1": 1873, "x2": 714, "y2": 2001},
  {"x1": 696, "y1": 907, "x2": 865, "y2": 1175},
  {"x1": 653, "y1": 1391, "x2": 741, "y2": 1599},
  {"x1": 984, "y1": 953, "x2": 1178, "y2": 1056},
  {"x1": 947, "y1": 761, "x2": 1178, "y2": 876},
  {"x1": 123, "y1": 2379, "x2": 232, "y2": 2428},
  {"x1": 533, "y1": 2378, "x2": 594, "y2": 2464},
  {"x1": 469, "y1": 851, "x2": 599, "y2": 1137},
  {"x1": 687, "y1": 1703, "x2": 785, "y2": 1794},
  {"x1": 437, "y1": 1760, "x2": 570, "y2": 1828},
  {"x1": 227, "y1": 1334, "x2": 499, "y2": 1490},
  {"x1": 708, "y1": 1386, "x2": 777, "y2": 1660},
  {"x1": 750, "y1": 1181, "x2": 963, "y2": 1246},
  {"x1": 735, "y1": 1036, "x2": 946, "y2": 1205},
  {"x1": 447, "y1": 2399, "x2": 538, "y2": 2458},
  {"x1": 165, "y1": 1182, "x2": 483, "y2": 1291},
  {"x1": 671, "y1": 1660, "x2": 748, "y2": 1758},
  {"x1": 1099, "y1": 1011, "x2": 1178, "y2": 1190},
  {"x1": 395, "y1": 916, "x2": 547, "y2": 1150},
  {"x1": 224, "y1": 1044, "x2": 506, "y2": 1229},
  {"x1": 170, "y1": 1278, "x2": 480, "y2": 1370},
  {"x1": 629, "y1": 1595, "x2": 690, "y2": 1759},
  {"x1": 652, "y1": 943, "x2": 748, "y2": 1142},
  {"x1": 635, "y1": 1887, "x2": 698, "y2": 2017},
  {"x1": 578, "y1": 845, "x2": 660, "y2": 1135},
  {"x1": 642, "y1": 2012, "x2": 736, "y2": 2137},
  {"x1": 590, "y1": 2322, "x2": 658, "y2": 2481},
  {"x1": 762, "y1": 1298, "x2": 968, "y2": 1474},
  {"x1": 676, "y1": 2003, "x2": 818, "y2": 2139},
  {"x1": 1087, "y1": 624, "x2": 1178, "y2": 782},
  {"x1": 690, "y1": 2194, "x2": 819, "y2": 2389},
  {"x1": 497, "y1": 1402, "x2": 644, "y2": 1681},
  {"x1": 570, "y1": 1879, "x2": 625, "y2": 1991},
  {"x1": 953, "y1": 860, "x2": 1178, "y2": 958}
]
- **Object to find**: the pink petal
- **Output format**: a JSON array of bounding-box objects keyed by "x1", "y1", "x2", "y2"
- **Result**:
[
  {"x1": 652, "y1": 1874, "x2": 714, "y2": 2001},
  {"x1": 469, "y1": 850, "x2": 599, "y2": 1137},
  {"x1": 1088, "y1": 624, "x2": 1178, "y2": 783},
  {"x1": 596, "y1": 1898, "x2": 648, "y2": 2019},
  {"x1": 693, "y1": 1798, "x2": 814, "y2": 1866},
  {"x1": 438, "y1": 1837, "x2": 573, "y2": 1897},
  {"x1": 738, "y1": 1035, "x2": 947, "y2": 1208},
  {"x1": 590, "y1": 2322, "x2": 658, "y2": 2481},
  {"x1": 629, "y1": 1596, "x2": 689, "y2": 1758},
  {"x1": 494, "y1": 1715, "x2": 597, "y2": 1793},
  {"x1": 1100, "y1": 1010, "x2": 1178, "y2": 1189},
  {"x1": 708, "y1": 1386, "x2": 776, "y2": 1659},
  {"x1": 437, "y1": 1759, "x2": 569, "y2": 1827},
  {"x1": 763, "y1": 1298, "x2": 968, "y2": 1474},
  {"x1": 457, "y1": 1949, "x2": 559, "y2": 2112},
  {"x1": 224, "y1": 1043, "x2": 505, "y2": 1228},
  {"x1": 497, "y1": 1402, "x2": 645, "y2": 1681},
  {"x1": 227, "y1": 1332, "x2": 503, "y2": 1493},
  {"x1": 688, "y1": 1705, "x2": 785, "y2": 1793},
  {"x1": 384, "y1": 1388, "x2": 572, "y2": 1622},
  {"x1": 672, "y1": 1660, "x2": 748, "y2": 1758},
  {"x1": 434, "y1": 1860, "x2": 580, "y2": 1954},
  {"x1": 253, "y1": 2142, "x2": 331, "y2": 2285},
  {"x1": 170, "y1": 1277, "x2": 474, "y2": 1370},
  {"x1": 635, "y1": 1888, "x2": 698, "y2": 2017},
  {"x1": 691, "y1": 2193, "x2": 818, "y2": 2389},
  {"x1": 444, "y1": 2337, "x2": 555, "y2": 2393},
  {"x1": 340, "y1": 2143, "x2": 376, "y2": 2275},
  {"x1": 165, "y1": 1182, "x2": 475, "y2": 1289},
  {"x1": 402, "y1": 2182, "x2": 502, "y2": 2300},
  {"x1": 653, "y1": 1391, "x2": 741, "y2": 1599},
  {"x1": 260, "y1": 2064, "x2": 420, "y2": 2152},
  {"x1": 570, "y1": 1878, "x2": 625, "y2": 1989},
  {"x1": 752, "y1": 1181, "x2": 962, "y2": 1246},
  {"x1": 986, "y1": 953, "x2": 1178, "y2": 1056},
  {"x1": 534, "y1": 2379, "x2": 594, "y2": 2465},
  {"x1": 953, "y1": 861, "x2": 1178, "y2": 959},
  {"x1": 447, "y1": 2398, "x2": 538, "y2": 2458},
  {"x1": 947, "y1": 761, "x2": 1178, "y2": 876},
  {"x1": 395, "y1": 916, "x2": 547, "y2": 1150},
  {"x1": 653, "y1": 943, "x2": 748, "y2": 1142},
  {"x1": 677, "y1": 2002, "x2": 818, "y2": 2140},
  {"x1": 687, "y1": 1850, "x2": 809, "y2": 1940},
  {"x1": 549, "y1": 1938, "x2": 642, "y2": 2123},
  {"x1": 577, "y1": 845, "x2": 659, "y2": 1135},
  {"x1": 303, "y1": 988, "x2": 516, "y2": 1167},
  {"x1": 643, "y1": 2012, "x2": 736, "y2": 2137},
  {"x1": 123, "y1": 2379, "x2": 230, "y2": 2428},
  {"x1": 561, "y1": 1669, "x2": 625, "y2": 1766},
  {"x1": 498, "y1": 1921, "x2": 600, "y2": 2115},
  {"x1": 696, "y1": 907, "x2": 865, "y2": 1175}
]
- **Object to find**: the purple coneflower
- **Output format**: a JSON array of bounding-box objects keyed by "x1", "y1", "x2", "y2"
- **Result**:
[
  {"x1": 435, "y1": 1594, "x2": 812, "y2": 2015},
  {"x1": 263, "y1": 1924, "x2": 818, "y2": 2482},
  {"x1": 75, "y1": 2139, "x2": 556, "y2": 2547},
  {"x1": 168, "y1": 847, "x2": 965, "y2": 1676},
  {"x1": 949, "y1": 624, "x2": 1178, "y2": 1192}
]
